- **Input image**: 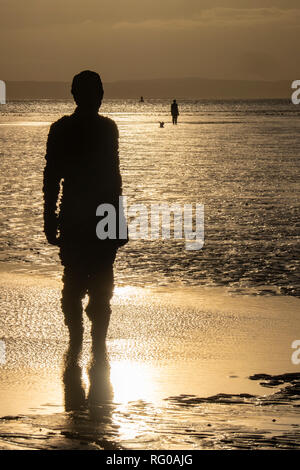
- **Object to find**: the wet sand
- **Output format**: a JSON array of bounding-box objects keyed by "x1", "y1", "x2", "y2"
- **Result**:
[{"x1": 0, "y1": 271, "x2": 300, "y2": 449}]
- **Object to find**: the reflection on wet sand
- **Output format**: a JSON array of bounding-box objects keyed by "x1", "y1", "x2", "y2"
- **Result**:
[
  {"x1": 1, "y1": 279, "x2": 300, "y2": 449},
  {"x1": 1, "y1": 357, "x2": 300, "y2": 449},
  {"x1": 62, "y1": 346, "x2": 121, "y2": 449},
  {"x1": 63, "y1": 343, "x2": 114, "y2": 410}
]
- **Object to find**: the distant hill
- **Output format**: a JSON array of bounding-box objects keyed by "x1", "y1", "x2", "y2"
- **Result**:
[{"x1": 5, "y1": 77, "x2": 292, "y2": 100}]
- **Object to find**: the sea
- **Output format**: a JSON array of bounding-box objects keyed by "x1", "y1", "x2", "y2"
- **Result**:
[{"x1": 0, "y1": 98, "x2": 299, "y2": 297}]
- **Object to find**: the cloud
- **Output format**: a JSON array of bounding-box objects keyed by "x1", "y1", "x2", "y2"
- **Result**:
[
  {"x1": 1, "y1": 2, "x2": 299, "y2": 81},
  {"x1": 1, "y1": 1, "x2": 300, "y2": 30},
  {"x1": 200, "y1": 7, "x2": 300, "y2": 25},
  {"x1": 106, "y1": 7, "x2": 300, "y2": 33}
]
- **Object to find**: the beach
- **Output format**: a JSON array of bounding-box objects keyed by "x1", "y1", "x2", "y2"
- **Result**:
[
  {"x1": 0, "y1": 98, "x2": 299, "y2": 449},
  {"x1": 0, "y1": 270, "x2": 299, "y2": 450},
  {"x1": 1, "y1": 0, "x2": 300, "y2": 453}
]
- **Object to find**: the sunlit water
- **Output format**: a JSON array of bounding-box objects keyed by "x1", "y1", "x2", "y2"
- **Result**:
[
  {"x1": 1, "y1": 99, "x2": 300, "y2": 449},
  {"x1": 0, "y1": 99, "x2": 300, "y2": 296},
  {"x1": 0, "y1": 278, "x2": 299, "y2": 449}
]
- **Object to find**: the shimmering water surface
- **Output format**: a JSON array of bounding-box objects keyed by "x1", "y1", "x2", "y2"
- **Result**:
[
  {"x1": 1, "y1": 99, "x2": 300, "y2": 295},
  {"x1": 0, "y1": 99, "x2": 300, "y2": 450}
]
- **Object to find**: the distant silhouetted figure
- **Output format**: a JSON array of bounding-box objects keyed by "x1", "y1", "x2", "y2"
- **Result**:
[
  {"x1": 159, "y1": 121, "x2": 164, "y2": 128},
  {"x1": 43, "y1": 70, "x2": 127, "y2": 371},
  {"x1": 140, "y1": 96, "x2": 144, "y2": 103},
  {"x1": 171, "y1": 99, "x2": 179, "y2": 125}
]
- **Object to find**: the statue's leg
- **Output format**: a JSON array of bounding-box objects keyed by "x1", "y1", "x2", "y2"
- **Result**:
[
  {"x1": 85, "y1": 249, "x2": 116, "y2": 359},
  {"x1": 61, "y1": 260, "x2": 87, "y2": 364}
]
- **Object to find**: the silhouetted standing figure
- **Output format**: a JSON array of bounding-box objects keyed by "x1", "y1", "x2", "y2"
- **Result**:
[
  {"x1": 171, "y1": 99, "x2": 179, "y2": 125},
  {"x1": 43, "y1": 71, "x2": 127, "y2": 372}
]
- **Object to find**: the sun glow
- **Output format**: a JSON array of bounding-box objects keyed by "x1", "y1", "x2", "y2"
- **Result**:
[{"x1": 110, "y1": 361, "x2": 156, "y2": 403}]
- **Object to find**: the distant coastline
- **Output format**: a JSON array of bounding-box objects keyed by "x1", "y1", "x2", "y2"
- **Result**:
[{"x1": 3, "y1": 77, "x2": 292, "y2": 100}]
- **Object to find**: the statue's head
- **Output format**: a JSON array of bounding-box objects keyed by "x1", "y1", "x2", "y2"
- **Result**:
[{"x1": 71, "y1": 70, "x2": 104, "y2": 111}]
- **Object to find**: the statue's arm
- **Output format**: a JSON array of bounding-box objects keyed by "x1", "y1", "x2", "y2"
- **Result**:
[{"x1": 43, "y1": 122, "x2": 62, "y2": 245}]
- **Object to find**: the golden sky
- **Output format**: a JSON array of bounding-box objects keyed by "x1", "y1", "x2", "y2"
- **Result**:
[{"x1": 1, "y1": 0, "x2": 300, "y2": 81}]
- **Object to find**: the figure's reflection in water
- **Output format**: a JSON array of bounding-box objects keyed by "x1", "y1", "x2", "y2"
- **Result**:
[
  {"x1": 62, "y1": 346, "x2": 120, "y2": 449},
  {"x1": 63, "y1": 362, "x2": 86, "y2": 412},
  {"x1": 63, "y1": 347, "x2": 113, "y2": 412}
]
